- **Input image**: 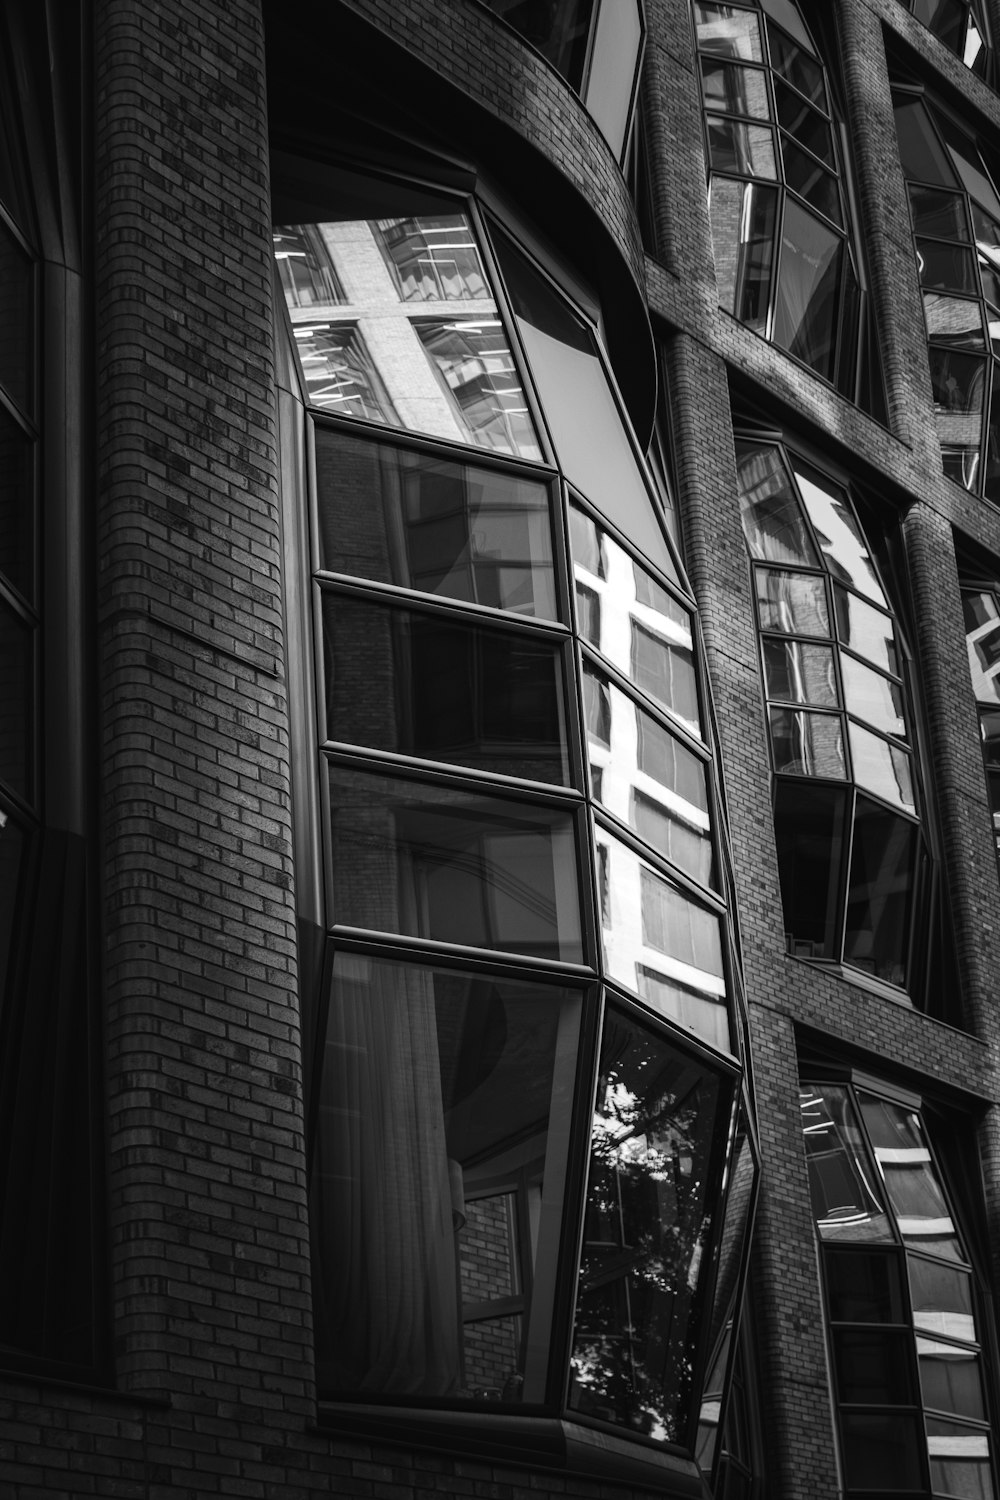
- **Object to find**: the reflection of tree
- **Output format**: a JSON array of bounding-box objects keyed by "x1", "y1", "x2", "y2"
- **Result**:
[{"x1": 569, "y1": 1017, "x2": 720, "y2": 1443}]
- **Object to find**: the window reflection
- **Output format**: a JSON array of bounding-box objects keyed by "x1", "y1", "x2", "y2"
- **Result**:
[
  {"x1": 962, "y1": 579, "x2": 1000, "y2": 867},
  {"x1": 897, "y1": 0, "x2": 992, "y2": 80}
]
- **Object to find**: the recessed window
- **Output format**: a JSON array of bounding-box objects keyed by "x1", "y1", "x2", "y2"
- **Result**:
[{"x1": 896, "y1": 0, "x2": 992, "y2": 80}]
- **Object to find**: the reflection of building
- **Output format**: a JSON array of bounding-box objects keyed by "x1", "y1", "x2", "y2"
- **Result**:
[{"x1": 4, "y1": 1, "x2": 1000, "y2": 1498}]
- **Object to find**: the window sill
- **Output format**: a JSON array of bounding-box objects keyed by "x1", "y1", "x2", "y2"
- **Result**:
[{"x1": 314, "y1": 1403, "x2": 706, "y2": 1495}]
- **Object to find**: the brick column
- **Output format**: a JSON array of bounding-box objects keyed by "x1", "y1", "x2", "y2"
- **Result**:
[{"x1": 94, "y1": 0, "x2": 311, "y2": 1415}]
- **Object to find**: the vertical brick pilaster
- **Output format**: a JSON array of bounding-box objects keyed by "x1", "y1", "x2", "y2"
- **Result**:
[{"x1": 94, "y1": 0, "x2": 310, "y2": 1414}]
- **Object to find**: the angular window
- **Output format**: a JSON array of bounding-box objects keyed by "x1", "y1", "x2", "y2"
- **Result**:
[
  {"x1": 477, "y1": 0, "x2": 644, "y2": 161},
  {"x1": 277, "y1": 160, "x2": 756, "y2": 1450},
  {"x1": 695, "y1": 0, "x2": 884, "y2": 413},
  {"x1": 896, "y1": 0, "x2": 992, "y2": 81},
  {"x1": 737, "y1": 439, "x2": 949, "y2": 1005},
  {"x1": 961, "y1": 573, "x2": 1000, "y2": 868},
  {"x1": 894, "y1": 95, "x2": 1000, "y2": 501},
  {"x1": 801, "y1": 1081, "x2": 999, "y2": 1497}
]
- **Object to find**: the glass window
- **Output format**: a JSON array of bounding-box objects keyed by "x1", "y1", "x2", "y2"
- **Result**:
[
  {"x1": 840, "y1": 1412, "x2": 925, "y2": 1490},
  {"x1": 824, "y1": 1250, "x2": 907, "y2": 1324},
  {"x1": 325, "y1": 762, "x2": 584, "y2": 963},
  {"x1": 311, "y1": 951, "x2": 582, "y2": 1402},
  {"x1": 910, "y1": 185, "x2": 970, "y2": 240},
  {"x1": 793, "y1": 463, "x2": 885, "y2": 603},
  {"x1": 757, "y1": 568, "x2": 830, "y2": 635},
  {"x1": 695, "y1": 4, "x2": 766, "y2": 64},
  {"x1": 570, "y1": 1003, "x2": 727, "y2": 1439},
  {"x1": 273, "y1": 224, "x2": 345, "y2": 309},
  {"x1": 290, "y1": 323, "x2": 399, "y2": 421},
  {"x1": 841, "y1": 656, "x2": 906, "y2": 740},
  {"x1": 479, "y1": 0, "x2": 595, "y2": 89},
  {"x1": 710, "y1": 178, "x2": 778, "y2": 335},
  {"x1": 313, "y1": 429, "x2": 559, "y2": 619},
  {"x1": 0, "y1": 217, "x2": 32, "y2": 415},
  {"x1": 0, "y1": 598, "x2": 32, "y2": 801},
  {"x1": 376, "y1": 216, "x2": 488, "y2": 302},
  {"x1": 763, "y1": 638, "x2": 839, "y2": 707},
  {"x1": 834, "y1": 589, "x2": 898, "y2": 676},
  {"x1": 700, "y1": 59, "x2": 772, "y2": 121},
  {"x1": 706, "y1": 117, "x2": 777, "y2": 179},
  {"x1": 320, "y1": 592, "x2": 571, "y2": 784},
  {"x1": 772, "y1": 202, "x2": 842, "y2": 379},
  {"x1": 773, "y1": 780, "x2": 848, "y2": 959},
  {"x1": 843, "y1": 798, "x2": 917, "y2": 985},
  {"x1": 799, "y1": 1085, "x2": 893, "y2": 1241},
  {"x1": 737, "y1": 444, "x2": 819, "y2": 566},
  {"x1": 0, "y1": 404, "x2": 33, "y2": 604},
  {"x1": 833, "y1": 1327, "x2": 918, "y2": 1404},
  {"x1": 769, "y1": 707, "x2": 846, "y2": 778}
]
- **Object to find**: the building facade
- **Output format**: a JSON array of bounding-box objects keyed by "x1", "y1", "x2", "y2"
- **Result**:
[{"x1": 3, "y1": 0, "x2": 1000, "y2": 1496}]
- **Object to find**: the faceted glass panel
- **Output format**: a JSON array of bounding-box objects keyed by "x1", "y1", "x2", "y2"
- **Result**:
[
  {"x1": 926, "y1": 1421, "x2": 994, "y2": 1500},
  {"x1": 325, "y1": 762, "x2": 584, "y2": 962},
  {"x1": 840, "y1": 1412, "x2": 924, "y2": 1490},
  {"x1": 773, "y1": 780, "x2": 848, "y2": 959},
  {"x1": 737, "y1": 445, "x2": 817, "y2": 565},
  {"x1": 631, "y1": 621, "x2": 700, "y2": 734},
  {"x1": 769, "y1": 708, "x2": 846, "y2": 778},
  {"x1": 767, "y1": 22, "x2": 824, "y2": 104},
  {"x1": 909, "y1": 1257, "x2": 975, "y2": 1342},
  {"x1": 772, "y1": 201, "x2": 842, "y2": 379},
  {"x1": 824, "y1": 1249, "x2": 907, "y2": 1323},
  {"x1": 494, "y1": 230, "x2": 678, "y2": 580},
  {"x1": 799, "y1": 1085, "x2": 893, "y2": 1242},
  {"x1": 415, "y1": 320, "x2": 542, "y2": 458},
  {"x1": 0, "y1": 599, "x2": 31, "y2": 801},
  {"x1": 780, "y1": 142, "x2": 842, "y2": 227},
  {"x1": 313, "y1": 430, "x2": 558, "y2": 619},
  {"x1": 321, "y1": 593, "x2": 570, "y2": 784},
  {"x1": 923, "y1": 293, "x2": 984, "y2": 350},
  {"x1": 928, "y1": 346, "x2": 987, "y2": 415},
  {"x1": 763, "y1": 637, "x2": 838, "y2": 707},
  {"x1": 710, "y1": 178, "x2": 777, "y2": 333},
  {"x1": 841, "y1": 656, "x2": 906, "y2": 740},
  {"x1": 919, "y1": 240, "x2": 978, "y2": 294},
  {"x1": 695, "y1": 4, "x2": 765, "y2": 64},
  {"x1": 311, "y1": 951, "x2": 582, "y2": 1402},
  {"x1": 0, "y1": 810, "x2": 26, "y2": 1000},
  {"x1": 700, "y1": 59, "x2": 772, "y2": 120},
  {"x1": 596, "y1": 825, "x2": 729, "y2": 1052},
  {"x1": 292, "y1": 323, "x2": 399, "y2": 421},
  {"x1": 707, "y1": 117, "x2": 777, "y2": 179},
  {"x1": 833, "y1": 1327, "x2": 918, "y2": 1405},
  {"x1": 757, "y1": 567, "x2": 830, "y2": 636},
  {"x1": 794, "y1": 464, "x2": 885, "y2": 603},
  {"x1": 480, "y1": 0, "x2": 594, "y2": 88},
  {"x1": 774, "y1": 82, "x2": 834, "y2": 166},
  {"x1": 844, "y1": 798, "x2": 917, "y2": 986},
  {"x1": 273, "y1": 224, "x2": 345, "y2": 308},
  {"x1": 909, "y1": 186, "x2": 969, "y2": 241},
  {"x1": 918, "y1": 1339, "x2": 986, "y2": 1421},
  {"x1": 0, "y1": 404, "x2": 33, "y2": 602},
  {"x1": 570, "y1": 1004, "x2": 727, "y2": 1441},
  {"x1": 376, "y1": 217, "x2": 488, "y2": 302},
  {"x1": 834, "y1": 589, "x2": 899, "y2": 676},
  {"x1": 858, "y1": 1096, "x2": 965, "y2": 1261},
  {"x1": 848, "y1": 724, "x2": 915, "y2": 811},
  {"x1": 584, "y1": 0, "x2": 643, "y2": 158},
  {"x1": 0, "y1": 217, "x2": 31, "y2": 415},
  {"x1": 895, "y1": 99, "x2": 959, "y2": 190}
]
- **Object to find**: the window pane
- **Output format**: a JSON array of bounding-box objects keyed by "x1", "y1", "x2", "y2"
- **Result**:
[
  {"x1": 0, "y1": 218, "x2": 31, "y2": 414},
  {"x1": 314, "y1": 429, "x2": 558, "y2": 619},
  {"x1": 909, "y1": 186, "x2": 970, "y2": 241},
  {"x1": 495, "y1": 230, "x2": 678, "y2": 581},
  {"x1": 321, "y1": 593, "x2": 570, "y2": 784},
  {"x1": 763, "y1": 637, "x2": 839, "y2": 706},
  {"x1": 631, "y1": 621, "x2": 700, "y2": 734},
  {"x1": 844, "y1": 797, "x2": 916, "y2": 985},
  {"x1": 706, "y1": 116, "x2": 777, "y2": 179},
  {"x1": 584, "y1": 662, "x2": 714, "y2": 888},
  {"x1": 793, "y1": 464, "x2": 886, "y2": 604},
  {"x1": 842, "y1": 656, "x2": 907, "y2": 739},
  {"x1": 927, "y1": 1422, "x2": 994, "y2": 1500},
  {"x1": 695, "y1": 4, "x2": 765, "y2": 64},
  {"x1": 596, "y1": 825, "x2": 729, "y2": 1052},
  {"x1": 584, "y1": 0, "x2": 642, "y2": 158},
  {"x1": 570, "y1": 1004, "x2": 726, "y2": 1441},
  {"x1": 772, "y1": 201, "x2": 843, "y2": 379},
  {"x1": 909, "y1": 1257, "x2": 975, "y2": 1342},
  {"x1": 894, "y1": 99, "x2": 959, "y2": 190},
  {"x1": 775, "y1": 83, "x2": 834, "y2": 166},
  {"x1": 922, "y1": 293, "x2": 984, "y2": 350},
  {"x1": 376, "y1": 217, "x2": 488, "y2": 302},
  {"x1": 311, "y1": 951, "x2": 581, "y2": 1401},
  {"x1": 710, "y1": 178, "x2": 778, "y2": 333},
  {"x1": 767, "y1": 22, "x2": 825, "y2": 105},
  {"x1": 700, "y1": 59, "x2": 772, "y2": 121},
  {"x1": 757, "y1": 567, "x2": 830, "y2": 635},
  {"x1": 825, "y1": 1249, "x2": 907, "y2": 1323},
  {"x1": 0, "y1": 810, "x2": 26, "y2": 998},
  {"x1": 918, "y1": 240, "x2": 979, "y2": 294},
  {"x1": 0, "y1": 599, "x2": 31, "y2": 801},
  {"x1": 292, "y1": 322, "x2": 399, "y2": 422},
  {"x1": 858, "y1": 1096, "x2": 965, "y2": 1261},
  {"x1": 415, "y1": 319, "x2": 542, "y2": 458},
  {"x1": 840, "y1": 1412, "x2": 925, "y2": 1490},
  {"x1": 326, "y1": 762, "x2": 584, "y2": 962},
  {"x1": 799, "y1": 1085, "x2": 893, "y2": 1242},
  {"x1": 929, "y1": 347, "x2": 987, "y2": 415},
  {"x1": 773, "y1": 780, "x2": 848, "y2": 959},
  {"x1": 769, "y1": 708, "x2": 846, "y2": 778},
  {"x1": 273, "y1": 224, "x2": 345, "y2": 308},
  {"x1": 480, "y1": 0, "x2": 595, "y2": 89},
  {"x1": 834, "y1": 588, "x2": 899, "y2": 676},
  {"x1": 918, "y1": 1339, "x2": 986, "y2": 1421},
  {"x1": 0, "y1": 404, "x2": 33, "y2": 602},
  {"x1": 833, "y1": 1328, "x2": 918, "y2": 1405},
  {"x1": 736, "y1": 444, "x2": 818, "y2": 566},
  {"x1": 848, "y1": 724, "x2": 915, "y2": 811}
]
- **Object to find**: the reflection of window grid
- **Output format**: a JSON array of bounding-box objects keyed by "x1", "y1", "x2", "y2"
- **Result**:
[
  {"x1": 376, "y1": 216, "x2": 488, "y2": 302},
  {"x1": 695, "y1": 0, "x2": 875, "y2": 404},
  {"x1": 415, "y1": 318, "x2": 540, "y2": 457},
  {"x1": 292, "y1": 322, "x2": 398, "y2": 422},
  {"x1": 272, "y1": 225, "x2": 344, "y2": 308},
  {"x1": 896, "y1": 0, "x2": 991, "y2": 79},
  {"x1": 800, "y1": 1082, "x2": 997, "y2": 1499}
]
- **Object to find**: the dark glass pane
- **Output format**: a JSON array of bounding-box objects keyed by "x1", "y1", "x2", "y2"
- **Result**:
[
  {"x1": 909, "y1": 1256, "x2": 975, "y2": 1342},
  {"x1": 914, "y1": 0, "x2": 967, "y2": 52},
  {"x1": 570, "y1": 1004, "x2": 726, "y2": 1442},
  {"x1": 894, "y1": 99, "x2": 959, "y2": 190},
  {"x1": 480, "y1": 0, "x2": 595, "y2": 88},
  {"x1": 311, "y1": 951, "x2": 581, "y2": 1401},
  {"x1": 706, "y1": 116, "x2": 777, "y2": 179},
  {"x1": 942, "y1": 120, "x2": 1000, "y2": 221},
  {"x1": 769, "y1": 708, "x2": 846, "y2": 778},
  {"x1": 834, "y1": 589, "x2": 899, "y2": 676},
  {"x1": 757, "y1": 568, "x2": 830, "y2": 636},
  {"x1": 695, "y1": 3, "x2": 765, "y2": 63},
  {"x1": 700, "y1": 58, "x2": 771, "y2": 121},
  {"x1": 0, "y1": 599, "x2": 31, "y2": 801},
  {"x1": 929, "y1": 348, "x2": 986, "y2": 421},
  {"x1": 0, "y1": 404, "x2": 32, "y2": 602},
  {"x1": 773, "y1": 200, "x2": 843, "y2": 379},
  {"x1": 781, "y1": 141, "x2": 843, "y2": 228},
  {"x1": 842, "y1": 656, "x2": 907, "y2": 740},
  {"x1": 833, "y1": 1327, "x2": 917, "y2": 1404},
  {"x1": 919, "y1": 1339, "x2": 986, "y2": 1421},
  {"x1": 0, "y1": 810, "x2": 26, "y2": 998},
  {"x1": 984, "y1": 380, "x2": 1000, "y2": 504},
  {"x1": 495, "y1": 230, "x2": 679, "y2": 581},
  {"x1": 840, "y1": 1412, "x2": 924, "y2": 1490},
  {"x1": 321, "y1": 593, "x2": 570, "y2": 784},
  {"x1": 736, "y1": 444, "x2": 818, "y2": 566},
  {"x1": 763, "y1": 637, "x2": 839, "y2": 706},
  {"x1": 923, "y1": 293, "x2": 985, "y2": 350},
  {"x1": 415, "y1": 319, "x2": 542, "y2": 459},
  {"x1": 972, "y1": 207, "x2": 1000, "y2": 301},
  {"x1": 825, "y1": 1249, "x2": 907, "y2": 1323},
  {"x1": 314, "y1": 429, "x2": 558, "y2": 619},
  {"x1": 376, "y1": 216, "x2": 488, "y2": 302},
  {"x1": 799, "y1": 1085, "x2": 893, "y2": 1241},
  {"x1": 774, "y1": 780, "x2": 848, "y2": 959},
  {"x1": 844, "y1": 799, "x2": 916, "y2": 986},
  {"x1": 0, "y1": 217, "x2": 31, "y2": 414},
  {"x1": 326, "y1": 762, "x2": 583, "y2": 962},
  {"x1": 909, "y1": 186, "x2": 970, "y2": 241},
  {"x1": 631, "y1": 621, "x2": 700, "y2": 733},
  {"x1": 273, "y1": 224, "x2": 345, "y2": 308},
  {"x1": 767, "y1": 23, "x2": 825, "y2": 105},
  {"x1": 710, "y1": 178, "x2": 777, "y2": 334},
  {"x1": 775, "y1": 82, "x2": 834, "y2": 165},
  {"x1": 918, "y1": 240, "x2": 978, "y2": 294}
]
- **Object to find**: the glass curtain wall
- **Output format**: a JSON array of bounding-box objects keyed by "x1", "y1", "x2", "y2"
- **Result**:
[
  {"x1": 896, "y1": 0, "x2": 992, "y2": 80},
  {"x1": 274, "y1": 162, "x2": 755, "y2": 1453},
  {"x1": 800, "y1": 1081, "x2": 998, "y2": 1497},
  {"x1": 693, "y1": 0, "x2": 885, "y2": 414},
  {"x1": 736, "y1": 439, "x2": 949, "y2": 1004},
  {"x1": 894, "y1": 94, "x2": 1000, "y2": 501}
]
